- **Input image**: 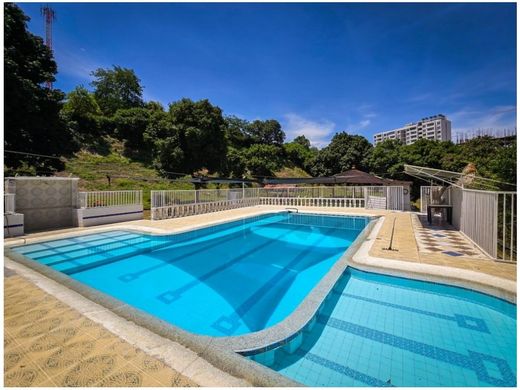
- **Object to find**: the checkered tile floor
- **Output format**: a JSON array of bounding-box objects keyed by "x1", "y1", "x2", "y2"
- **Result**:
[{"x1": 413, "y1": 214, "x2": 488, "y2": 259}]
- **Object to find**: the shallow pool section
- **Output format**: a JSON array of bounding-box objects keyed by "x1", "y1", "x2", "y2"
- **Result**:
[
  {"x1": 12, "y1": 212, "x2": 368, "y2": 337},
  {"x1": 251, "y1": 268, "x2": 516, "y2": 387}
]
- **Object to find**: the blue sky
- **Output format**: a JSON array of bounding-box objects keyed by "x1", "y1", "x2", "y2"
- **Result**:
[{"x1": 19, "y1": 2, "x2": 516, "y2": 146}]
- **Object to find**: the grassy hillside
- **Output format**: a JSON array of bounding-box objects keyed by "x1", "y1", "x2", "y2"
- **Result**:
[
  {"x1": 55, "y1": 139, "x2": 312, "y2": 211},
  {"x1": 61, "y1": 151, "x2": 194, "y2": 210},
  {"x1": 274, "y1": 166, "x2": 311, "y2": 178}
]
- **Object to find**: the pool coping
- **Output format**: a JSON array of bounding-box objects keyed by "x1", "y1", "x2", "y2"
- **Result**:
[
  {"x1": 4, "y1": 209, "x2": 375, "y2": 386},
  {"x1": 4, "y1": 208, "x2": 516, "y2": 385},
  {"x1": 350, "y1": 217, "x2": 517, "y2": 304},
  {"x1": 4, "y1": 210, "x2": 376, "y2": 353}
]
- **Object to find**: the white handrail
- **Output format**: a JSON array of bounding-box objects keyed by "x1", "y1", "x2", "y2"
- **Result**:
[
  {"x1": 150, "y1": 186, "x2": 405, "y2": 220},
  {"x1": 78, "y1": 190, "x2": 142, "y2": 209}
]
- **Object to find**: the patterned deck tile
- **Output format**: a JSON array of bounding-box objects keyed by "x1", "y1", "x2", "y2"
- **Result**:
[
  {"x1": 97, "y1": 364, "x2": 163, "y2": 387},
  {"x1": 412, "y1": 214, "x2": 489, "y2": 260},
  {"x1": 369, "y1": 212, "x2": 516, "y2": 281},
  {"x1": 51, "y1": 353, "x2": 123, "y2": 387},
  {"x1": 32, "y1": 335, "x2": 99, "y2": 379},
  {"x1": 4, "y1": 358, "x2": 52, "y2": 387},
  {"x1": 4, "y1": 275, "x2": 198, "y2": 387}
]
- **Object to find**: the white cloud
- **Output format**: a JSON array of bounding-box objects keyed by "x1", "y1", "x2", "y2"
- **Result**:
[
  {"x1": 283, "y1": 113, "x2": 336, "y2": 147},
  {"x1": 359, "y1": 119, "x2": 371, "y2": 128},
  {"x1": 345, "y1": 109, "x2": 377, "y2": 132},
  {"x1": 353, "y1": 105, "x2": 377, "y2": 130},
  {"x1": 448, "y1": 105, "x2": 516, "y2": 140},
  {"x1": 406, "y1": 93, "x2": 433, "y2": 103},
  {"x1": 55, "y1": 46, "x2": 105, "y2": 81}
]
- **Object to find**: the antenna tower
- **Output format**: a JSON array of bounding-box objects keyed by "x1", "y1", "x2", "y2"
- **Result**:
[{"x1": 41, "y1": 5, "x2": 56, "y2": 88}]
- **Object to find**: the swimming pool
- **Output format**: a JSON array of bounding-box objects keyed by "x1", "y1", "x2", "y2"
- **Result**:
[
  {"x1": 251, "y1": 268, "x2": 517, "y2": 387},
  {"x1": 11, "y1": 212, "x2": 369, "y2": 337}
]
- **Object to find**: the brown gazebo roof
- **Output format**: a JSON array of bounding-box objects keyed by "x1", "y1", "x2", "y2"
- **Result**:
[
  {"x1": 333, "y1": 169, "x2": 386, "y2": 185},
  {"x1": 262, "y1": 168, "x2": 412, "y2": 186}
]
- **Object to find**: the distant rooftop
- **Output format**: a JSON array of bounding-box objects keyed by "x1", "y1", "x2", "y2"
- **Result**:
[{"x1": 262, "y1": 168, "x2": 412, "y2": 186}]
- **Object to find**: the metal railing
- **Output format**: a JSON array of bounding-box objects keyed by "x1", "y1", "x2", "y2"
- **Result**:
[
  {"x1": 497, "y1": 192, "x2": 516, "y2": 261},
  {"x1": 78, "y1": 190, "x2": 143, "y2": 209},
  {"x1": 4, "y1": 193, "x2": 15, "y2": 213},
  {"x1": 151, "y1": 186, "x2": 405, "y2": 220},
  {"x1": 151, "y1": 188, "x2": 260, "y2": 220},
  {"x1": 365, "y1": 186, "x2": 404, "y2": 211},
  {"x1": 258, "y1": 186, "x2": 366, "y2": 199},
  {"x1": 452, "y1": 187, "x2": 516, "y2": 262},
  {"x1": 151, "y1": 188, "x2": 260, "y2": 208}
]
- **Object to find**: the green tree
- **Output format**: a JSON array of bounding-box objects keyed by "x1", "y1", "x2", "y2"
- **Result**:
[
  {"x1": 293, "y1": 135, "x2": 311, "y2": 149},
  {"x1": 62, "y1": 86, "x2": 101, "y2": 117},
  {"x1": 4, "y1": 3, "x2": 74, "y2": 171},
  {"x1": 221, "y1": 147, "x2": 247, "y2": 177},
  {"x1": 145, "y1": 98, "x2": 227, "y2": 175},
  {"x1": 400, "y1": 138, "x2": 456, "y2": 170},
  {"x1": 112, "y1": 102, "x2": 168, "y2": 160},
  {"x1": 61, "y1": 86, "x2": 104, "y2": 143},
  {"x1": 443, "y1": 136, "x2": 517, "y2": 187},
  {"x1": 224, "y1": 115, "x2": 252, "y2": 148},
  {"x1": 310, "y1": 132, "x2": 373, "y2": 176},
  {"x1": 490, "y1": 140, "x2": 516, "y2": 185},
  {"x1": 112, "y1": 107, "x2": 153, "y2": 150},
  {"x1": 246, "y1": 119, "x2": 285, "y2": 145},
  {"x1": 91, "y1": 66, "x2": 143, "y2": 115},
  {"x1": 284, "y1": 135, "x2": 317, "y2": 170},
  {"x1": 367, "y1": 139, "x2": 404, "y2": 177},
  {"x1": 243, "y1": 144, "x2": 284, "y2": 176},
  {"x1": 143, "y1": 114, "x2": 182, "y2": 176}
]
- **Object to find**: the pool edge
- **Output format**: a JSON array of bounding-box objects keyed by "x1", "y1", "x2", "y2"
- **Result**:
[
  {"x1": 4, "y1": 209, "x2": 516, "y2": 385},
  {"x1": 350, "y1": 217, "x2": 517, "y2": 304}
]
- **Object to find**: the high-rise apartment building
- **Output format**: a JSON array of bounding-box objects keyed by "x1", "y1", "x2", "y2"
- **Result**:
[{"x1": 373, "y1": 114, "x2": 451, "y2": 145}]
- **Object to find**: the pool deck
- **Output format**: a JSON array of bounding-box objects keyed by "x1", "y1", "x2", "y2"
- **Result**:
[
  {"x1": 4, "y1": 205, "x2": 517, "y2": 386},
  {"x1": 4, "y1": 271, "x2": 202, "y2": 387}
]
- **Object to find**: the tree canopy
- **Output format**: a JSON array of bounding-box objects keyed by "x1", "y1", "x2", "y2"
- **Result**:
[
  {"x1": 4, "y1": 5, "x2": 516, "y2": 189},
  {"x1": 311, "y1": 132, "x2": 373, "y2": 176},
  {"x1": 91, "y1": 66, "x2": 144, "y2": 115},
  {"x1": 4, "y1": 3, "x2": 76, "y2": 171},
  {"x1": 144, "y1": 98, "x2": 227, "y2": 176},
  {"x1": 246, "y1": 119, "x2": 285, "y2": 145}
]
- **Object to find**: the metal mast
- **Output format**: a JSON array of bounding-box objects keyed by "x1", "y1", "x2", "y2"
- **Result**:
[{"x1": 41, "y1": 5, "x2": 56, "y2": 88}]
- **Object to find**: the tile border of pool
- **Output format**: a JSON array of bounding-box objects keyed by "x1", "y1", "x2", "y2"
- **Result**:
[
  {"x1": 4, "y1": 208, "x2": 516, "y2": 386},
  {"x1": 350, "y1": 217, "x2": 517, "y2": 304},
  {"x1": 4, "y1": 210, "x2": 377, "y2": 353},
  {"x1": 4, "y1": 209, "x2": 375, "y2": 386}
]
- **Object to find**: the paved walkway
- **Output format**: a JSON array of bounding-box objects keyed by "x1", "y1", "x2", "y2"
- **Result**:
[
  {"x1": 4, "y1": 271, "x2": 197, "y2": 387},
  {"x1": 369, "y1": 212, "x2": 516, "y2": 281}
]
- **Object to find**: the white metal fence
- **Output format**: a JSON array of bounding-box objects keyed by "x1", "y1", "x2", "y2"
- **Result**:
[
  {"x1": 4, "y1": 194, "x2": 15, "y2": 213},
  {"x1": 257, "y1": 186, "x2": 366, "y2": 199},
  {"x1": 78, "y1": 190, "x2": 143, "y2": 209},
  {"x1": 365, "y1": 186, "x2": 404, "y2": 211},
  {"x1": 451, "y1": 187, "x2": 516, "y2": 262},
  {"x1": 151, "y1": 188, "x2": 260, "y2": 220},
  {"x1": 497, "y1": 192, "x2": 516, "y2": 261},
  {"x1": 151, "y1": 188, "x2": 260, "y2": 208},
  {"x1": 257, "y1": 186, "x2": 403, "y2": 211},
  {"x1": 151, "y1": 186, "x2": 405, "y2": 220}
]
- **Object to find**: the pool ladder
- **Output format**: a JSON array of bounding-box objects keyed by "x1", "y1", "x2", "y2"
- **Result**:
[{"x1": 285, "y1": 207, "x2": 299, "y2": 213}]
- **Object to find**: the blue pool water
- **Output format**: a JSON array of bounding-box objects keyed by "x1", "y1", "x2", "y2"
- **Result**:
[
  {"x1": 12, "y1": 212, "x2": 368, "y2": 337},
  {"x1": 253, "y1": 268, "x2": 517, "y2": 387}
]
